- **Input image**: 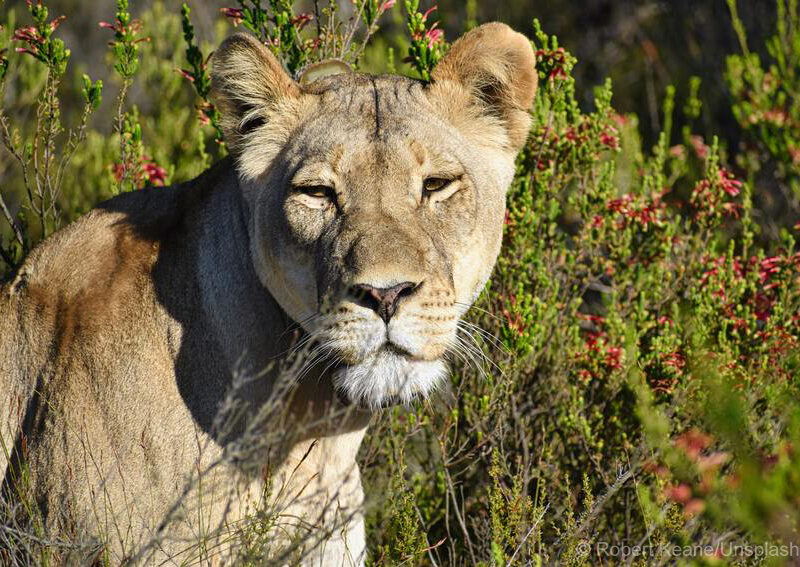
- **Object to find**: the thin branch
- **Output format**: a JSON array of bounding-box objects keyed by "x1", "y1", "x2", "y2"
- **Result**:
[{"x1": 339, "y1": 0, "x2": 368, "y2": 60}]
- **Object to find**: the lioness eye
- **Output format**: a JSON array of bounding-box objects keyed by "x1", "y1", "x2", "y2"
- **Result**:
[
  {"x1": 423, "y1": 177, "x2": 451, "y2": 193},
  {"x1": 297, "y1": 185, "x2": 334, "y2": 199},
  {"x1": 292, "y1": 184, "x2": 337, "y2": 210}
]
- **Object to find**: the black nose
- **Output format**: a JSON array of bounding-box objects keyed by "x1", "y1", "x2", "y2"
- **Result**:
[{"x1": 350, "y1": 281, "x2": 419, "y2": 323}]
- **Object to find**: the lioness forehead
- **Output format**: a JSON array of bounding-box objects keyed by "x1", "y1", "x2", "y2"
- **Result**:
[{"x1": 301, "y1": 73, "x2": 430, "y2": 138}]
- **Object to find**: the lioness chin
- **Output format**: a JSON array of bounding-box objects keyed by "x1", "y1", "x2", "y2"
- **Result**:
[{"x1": 0, "y1": 22, "x2": 536, "y2": 565}]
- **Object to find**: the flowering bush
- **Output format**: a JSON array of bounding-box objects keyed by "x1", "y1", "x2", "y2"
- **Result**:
[{"x1": 1, "y1": 1, "x2": 800, "y2": 565}]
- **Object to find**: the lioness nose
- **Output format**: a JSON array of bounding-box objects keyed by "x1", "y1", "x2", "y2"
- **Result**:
[{"x1": 351, "y1": 281, "x2": 419, "y2": 324}]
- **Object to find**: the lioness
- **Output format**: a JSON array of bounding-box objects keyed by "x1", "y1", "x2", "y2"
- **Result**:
[{"x1": 0, "y1": 23, "x2": 536, "y2": 565}]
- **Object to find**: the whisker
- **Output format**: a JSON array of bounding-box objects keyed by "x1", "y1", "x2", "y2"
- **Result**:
[
  {"x1": 277, "y1": 311, "x2": 323, "y2": 342},
  {"x1": 457, "y1": 320, "x2": 510, "y2": 355},
  {"x1": 287, "y1": 328, "x2": 326, "y2": 358},
  {"x1": 457, "y1": 323, "x2": 508, "y2": 370},
  {"x1": 461, "y1": 333, "x2": 505, "y2": 376},
  {"x1": 454, "y1": 301, "x2": 505, "y2": 324},
  {"x1": 316, "y1": 355, "x2": 344, "y2": 385},
  {"x1": 447, "y1": 336, "x2": 486, "y2": 380},
  {"x1": 455, "y1": 336, "x2": 487, "y2": 377},
  {"x1": 294, "y1": 340, "x2": 339, "y2": 383}
]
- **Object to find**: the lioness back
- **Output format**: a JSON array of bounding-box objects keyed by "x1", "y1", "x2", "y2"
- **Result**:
[{"x1": 0, "y1": 166, "x2": 238, "y2": 549}]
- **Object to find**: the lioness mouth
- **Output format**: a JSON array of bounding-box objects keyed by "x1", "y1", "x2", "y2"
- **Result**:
[
  {"x1": 381, "y1": 342, "x2": 417, "y2": 359},
  {"x1": 335, "y1": 385, "x2": 423, "y2": 409}
]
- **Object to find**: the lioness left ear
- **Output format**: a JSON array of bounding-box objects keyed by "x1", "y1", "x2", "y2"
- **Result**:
[
  {"x1": 429, "y1": 23, "x2": 537, "y2": 152},
  {"x1": 211, "y1": 32, "x2": 300, "y2": 153}
]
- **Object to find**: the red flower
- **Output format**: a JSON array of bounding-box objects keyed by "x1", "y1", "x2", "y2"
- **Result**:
[
  {"x1": 675, "y1": 429, "x2": 713, "y2": 460},
  {"x1": 12, "y1": 25, "x2": 48, "y2": 59},
  {"x1": 49, "y1": 15, "x2": 66, "y2": 32},
  {"x1": 536, "y1": 47, "x2": 568, "y2": 81},
  {"x1": 421, "y1": 5, "x2": 438, "y2": 21},
  {"x1": 604, "y1": 346, "x2": 622, "y2": 370},
  {"x1": 718, "y1": 169, "x2": 742, "y2": 197},
  {"x1": 12, "y1": 26, "x2": 40, "y2": 43},
  {"x1": 291, "y1": 13, "x2": 313, "y2": 31},
  {"x1": 425, "y1": 26, "x2": 443, "y2": 49},
  {"x1": 662, "y1": 351, "x2": 685, "y2": 374},
  {"x1": 600, "y1": 127, "x2": 619, "y2": 150},
  {"x1": 112, "y1": 156, "x2": 168, "y2": 188},
  {"x1": 722, "y1": 202, "x2": 741, "y2": 218},
  {"x1": 220, "y1": 7, "x2": 244, "y2": 27},
  {"x1": 665, "y1": 483, "x2": 692, "y2": 504},
  {"x1": 691, "y1": 135, "x2": 709, "y2": 159},
  {"x1": 142, "y1": 158, "x2": 167, "y2": 186},
  {"x1": 607, "y1": 194, "x2": 633, "y2": 214},
  {"x1": 582, "y1": 314, "x2": 605, "y2": 326},
  {"x1": 177, "y1": 68, "x2": 195, "y2": 83},
  {"x1": 669, "y1": 144, "x2": 686, "y2": 158},
  {"x1": 760, "y1": 256, "x2": 782, "y2": 283}
]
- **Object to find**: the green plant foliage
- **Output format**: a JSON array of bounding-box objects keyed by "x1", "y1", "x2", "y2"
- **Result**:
[
  {"x1": 726, "y1": 0, "x2": 800, "y2": 232},
  {"x1": 403, "y1": 0, "x2": 445, "y2": 80}
]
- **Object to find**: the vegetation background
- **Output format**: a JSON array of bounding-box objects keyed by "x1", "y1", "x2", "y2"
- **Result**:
[{"x1": 2, "y1": 0, "x2": 800, "y2": 565}]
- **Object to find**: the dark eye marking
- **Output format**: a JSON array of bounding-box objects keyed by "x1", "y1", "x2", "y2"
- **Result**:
[
  {"x1": 423, "y1": 177, "x2": 452, "y2": 193},
  {"x1": 295, "y1": 184, "x2": 336, "y2": 199},
  {"x1": 422, "y1": 176, "x2": 463, "y2": 202}
]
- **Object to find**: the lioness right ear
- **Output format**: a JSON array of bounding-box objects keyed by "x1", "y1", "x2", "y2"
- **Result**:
[
  {"x1": 429, "y1": 23, "x2": 537, "y2": 152},
  {"x1": 211, "y1": 33, "x2": 300, "y2": 152}
]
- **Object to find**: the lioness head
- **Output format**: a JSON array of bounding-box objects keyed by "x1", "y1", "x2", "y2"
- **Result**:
[{"x1": 211, "y1": 24, "x2": 537, "y2": 409}]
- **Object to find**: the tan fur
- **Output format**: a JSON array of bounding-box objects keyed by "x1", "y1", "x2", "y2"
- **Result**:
[{"x1": 0, "y1": 23, "x2": 536, "y2": 565}]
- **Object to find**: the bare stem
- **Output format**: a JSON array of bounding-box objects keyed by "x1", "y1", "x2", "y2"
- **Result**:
[
  {"x1": 0, "y1": 189, "x2": 23, "y2": 247},
  {"x1": 114, "y1": 79, "x2": 132, "y2": 194}
]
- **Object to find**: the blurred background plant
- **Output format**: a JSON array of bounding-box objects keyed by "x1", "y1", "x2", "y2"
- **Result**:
[{"x1": 1, "y1": 0, "x2": 800, "y2": 565}]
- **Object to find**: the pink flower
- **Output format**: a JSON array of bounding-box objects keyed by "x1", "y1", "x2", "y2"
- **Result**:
[
  {"x1": 675, "y1": 429, "x2": 713, "y2": 460},
  {"x1": 381, "y1": 0, "x2": 397, "y2": 9},
  {"x1": 604, "y1": 346, "x2": 622, "y2": 369},
  {"x1": 220, "y1": 7, "x2": 244, "y2": 27},
  {"x1": 143, "y1": 158, "x2": 167, "y2": 186},
  {"x1": 607, "y1": 194, "x2": 633, "y2": 214},
  {"x1": 759, "y1": 256, "x2": 782, "y2": 283},
  {"x1": 197, "y1": 103, "x2": 215, "y2": 126},
  {"x1": 49, "y1": 15, "x2": 66, "y2": 32},
  {"x1": 12, "y1": 26, "x2": 40, "y2": 44},
  {"x1": 600, "y1": 128, "x2": 619, "y2": 149},
  {"x1": 665, "y1": 483, "x2": 692, "y2": 504},
  {"x1": 722, "y1": 202, "x2": 741, "y2": 218},
  {"x1": 291, "y1": 13, "x2": 313, "y2": 31},
  {"x1": 669, "y1": 144, "x2": 686, "y2": 158},
  {"x1": 421, "y1": 5, "x2": 438, "y2": 21},
  {"x1": 177, "y1": 68, "x2": 195, "y2": 83},
  {"x1": 718, "y1": 169, "x2": 742, "y2": 197},
  {"x1": 691, "y1": 135, "x2": 708, "y2": 159},
  {"x1": 662, "y1": 351, "x2": 685, "y2": 374},
  {"x1": 425, "y1": 27, "x2": 443, "y2": 49}
]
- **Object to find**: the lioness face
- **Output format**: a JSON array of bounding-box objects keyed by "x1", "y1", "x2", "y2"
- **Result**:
[{"x1": 212, "y1": 24, "x2": 537, "y2": 408}]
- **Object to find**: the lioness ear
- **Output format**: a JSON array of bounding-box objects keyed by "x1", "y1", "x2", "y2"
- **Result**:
[
  {"x1": 430, "y1": 23, "x2": 537, "y2": 151},
  {"x1": 211, "y1": 32, "x2": 300, "y2": 152}
]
